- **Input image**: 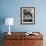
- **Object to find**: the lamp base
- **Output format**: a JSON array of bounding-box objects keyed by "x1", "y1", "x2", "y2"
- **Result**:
[{"x1": 8, "y1": 32, "x2": 11, "y2": 35}]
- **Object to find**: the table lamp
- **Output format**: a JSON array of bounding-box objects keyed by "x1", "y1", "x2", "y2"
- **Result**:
[{"x1": 5, "y1": 18, "x2": 14, "y2": 35}]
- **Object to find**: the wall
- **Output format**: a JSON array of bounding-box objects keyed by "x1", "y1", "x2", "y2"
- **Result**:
[
  {"x1": 0, "y1": 0, "x2": 46, "y2": 32},
  {"x1": 0, "y1": 0, "x2": 46, "y2": 46}
]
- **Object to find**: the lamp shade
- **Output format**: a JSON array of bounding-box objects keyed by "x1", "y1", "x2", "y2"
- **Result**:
[{"x1": 5, "y1": 18, "x2": 14, "y2": 25}]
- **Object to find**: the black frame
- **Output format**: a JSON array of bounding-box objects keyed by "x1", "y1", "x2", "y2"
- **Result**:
[{"x1": 21, "y1": 7, "x2": 35, "y2": 24}]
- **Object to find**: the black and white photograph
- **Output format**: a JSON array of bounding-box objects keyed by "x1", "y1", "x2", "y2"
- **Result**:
[{"x1": 21, "y1": 7, "x2": 35, "y2": 24}]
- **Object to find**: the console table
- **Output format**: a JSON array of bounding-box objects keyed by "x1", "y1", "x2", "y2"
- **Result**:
[{"x1": 4, "y1": 32, "x2": 43, "y2": 46}]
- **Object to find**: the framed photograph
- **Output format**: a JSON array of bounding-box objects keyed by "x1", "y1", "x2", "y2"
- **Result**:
[{"x1": 21, "y1": 7, "x2": 35, "y2": 24}]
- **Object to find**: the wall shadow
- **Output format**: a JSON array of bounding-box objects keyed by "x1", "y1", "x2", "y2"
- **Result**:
[{"x1": 0, "y1": 16, "x2": 5, "y2": 46}]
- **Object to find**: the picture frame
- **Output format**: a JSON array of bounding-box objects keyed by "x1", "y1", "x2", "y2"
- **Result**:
[{"x1": 21, "y1": 7, "x2": 35, "y2": 24}]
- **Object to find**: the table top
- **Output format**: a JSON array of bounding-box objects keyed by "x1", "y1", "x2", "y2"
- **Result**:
[{"x1": 4, "y1": 32, "x2": 43, "y2": 40}]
